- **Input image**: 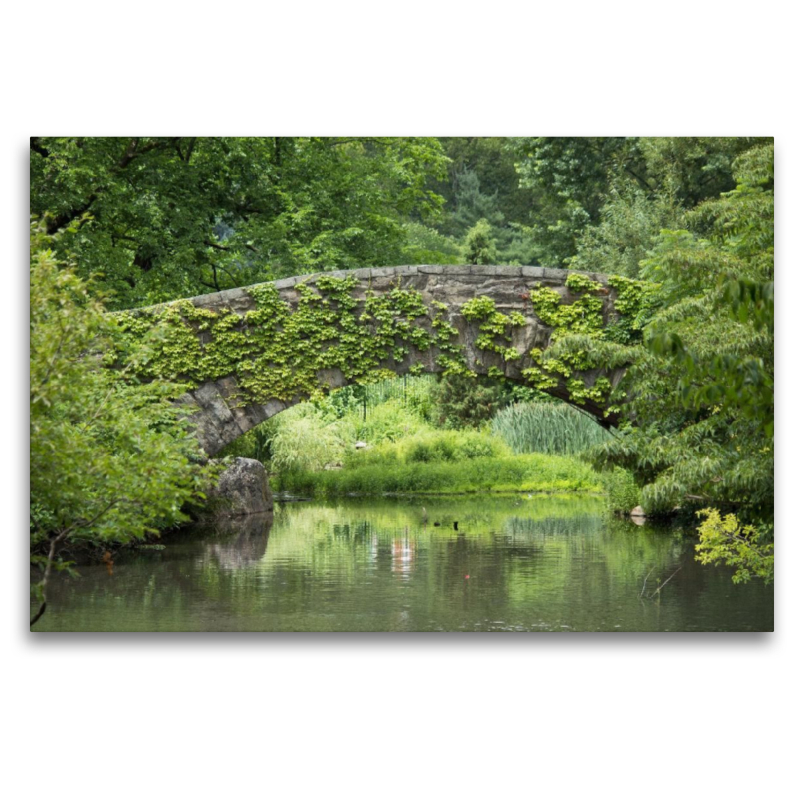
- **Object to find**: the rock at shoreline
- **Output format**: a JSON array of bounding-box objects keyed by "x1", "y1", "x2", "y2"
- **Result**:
[
  {"x1": 630, "y1": 505, "x2": 647, "y2": 525},
  {"x1": 208, "y1": 457, "x2": 273, "y2": 516}
]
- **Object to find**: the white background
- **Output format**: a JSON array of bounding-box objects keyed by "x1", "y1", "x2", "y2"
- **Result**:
[{"x1": 3, "y1": 3, "x2": 796, "y2": 798}]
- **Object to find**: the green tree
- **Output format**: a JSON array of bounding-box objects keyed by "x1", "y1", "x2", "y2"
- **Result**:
[
  {"x1": 434, "y1": 137, "x2": 538, "y2": 231},
  {"x1": 31, "y1": 137, "x2": 449, "y2": 309},
  {"x1": 30, "y1": 226, "x2": 214, "y2": 625},
  {"x1": 462, "y1": 218, "x2": 498, "y2": 264},
  {"x1": 511, "y1": 136, "x2": 765, "y2": 271},
  {"x1": 587, "y1": 142, "x2": 773, "y2": 579},
  {"x1": 570, "y1": 183, "x2": 684, "y2": 278},
  {"x1": 511, "y1": 137, "x2": 644, "y2": 265},
  {"x1": 431, "y1": 375, "x2": 512, "y2": 429}
]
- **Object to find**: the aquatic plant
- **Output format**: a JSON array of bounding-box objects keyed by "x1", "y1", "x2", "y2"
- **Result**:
[{"x1": 491, "y1": 401, "x2": 612, "y2": 455}]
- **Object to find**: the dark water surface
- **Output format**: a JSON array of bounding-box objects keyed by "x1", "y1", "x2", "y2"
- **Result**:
[{"x1": 32, "y1": 496, "x2": 774, "y2": 632}]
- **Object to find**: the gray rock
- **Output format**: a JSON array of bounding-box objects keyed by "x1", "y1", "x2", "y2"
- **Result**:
[
  {"x1": 630, "y1": 505, "x2": 647, "y2": 519},
  {"x1": 208, "y1": 457, "x2": 273, "y2": 516}
]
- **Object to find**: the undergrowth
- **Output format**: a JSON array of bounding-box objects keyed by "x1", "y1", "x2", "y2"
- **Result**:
[{"x1": 273, "y1": 453, "x2": 603, "y2": 497}]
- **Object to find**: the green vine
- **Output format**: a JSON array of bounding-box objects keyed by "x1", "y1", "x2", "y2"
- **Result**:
[
  {"x1": 461, "y1": 296, "x2": 525, "y2": 362},
  {"x1": 524, "y1": 273, "x2": 652, "y2": 412},
  {"x1": 111, "y1": 271, "x2": 652, "y2": 417},
  {"x1": 605, "y1": 275, "x2": 659, "y2": 343},
  {"x1": 431, "y1": 300, "x2": 473, "y2": 376},
  {"x1": 113, "y1": 276, "x2": 471, "y2": 405}
]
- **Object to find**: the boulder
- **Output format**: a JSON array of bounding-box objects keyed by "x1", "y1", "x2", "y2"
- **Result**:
[{"x1": 208, "y1": 457, "x2": 273, "y2": 516}]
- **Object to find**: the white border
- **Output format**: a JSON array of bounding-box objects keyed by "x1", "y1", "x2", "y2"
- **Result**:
[{"x1": 4, "y1": 3, "x2": 796, "y2": 798}]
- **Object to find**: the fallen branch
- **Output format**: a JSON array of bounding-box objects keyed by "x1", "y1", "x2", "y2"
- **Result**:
[
  {"x1": 639, "y1": 567, "x2": 655, "y2": 598},
  {"x1": 649, "y1": 566, "x2": 682, "y2": 598}
]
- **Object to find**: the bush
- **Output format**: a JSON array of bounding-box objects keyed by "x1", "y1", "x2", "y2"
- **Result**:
[
  {"x1": 30, "y1": 233, "x2": 212, "y2": 623},
  {"x1": 345, "y1": 429, "x2": 509, "y2": 469},
  {"x1": 462, "y1": 218, "x2": 498, "y2": 264},
  {"x1": 601, "y1": 467, "x2": 640, "y2": 514},
  {"x1": 431, "y1": 374, "x2": 513, "y2": 429},
  {"x1": 695, "y1": 508, "x2": 774, "y2": 585},
  {"x1": 258, "y1": 396, "x2": 432, "y2": 474},
  {"x1": 404, "y1": 430, "x2": 508, "y2": 463},
  {"x1": 338, "y1": 397, "x2": 430, "y2": 446}
]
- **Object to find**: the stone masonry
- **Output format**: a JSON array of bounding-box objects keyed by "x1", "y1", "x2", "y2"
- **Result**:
[{"x1": 141, "y1": 265, "x2": 628, "y2": 456}]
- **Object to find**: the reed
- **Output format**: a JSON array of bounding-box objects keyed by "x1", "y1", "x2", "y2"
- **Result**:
[{"x1": 491, "y1": 401, "x2": 612, "y2": 456}]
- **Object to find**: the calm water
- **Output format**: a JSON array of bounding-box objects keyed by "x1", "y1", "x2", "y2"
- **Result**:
[{"x1": 31, "y1": 496, "x2": 774, "y2": 632}]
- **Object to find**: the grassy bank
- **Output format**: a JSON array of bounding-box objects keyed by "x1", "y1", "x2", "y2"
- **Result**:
[{"x1": 272, "y1": 452, "x2": 604, "y2": 497}]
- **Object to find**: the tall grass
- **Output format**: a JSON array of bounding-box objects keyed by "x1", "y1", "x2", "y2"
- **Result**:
[
  {"x1": 219, "y1": 396, "x2": 432, "y2": 467},
  {"x1": 344, "y1": 429, "x2": 509, "y2": 469},
  {"x1": 273, "y1": 453, "x2": 603, "y2": 497},
  {"x1": 491, "y1": 401, "x2": 612, "y2": 455}
]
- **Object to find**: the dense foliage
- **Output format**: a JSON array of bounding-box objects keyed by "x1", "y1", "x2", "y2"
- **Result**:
[
  {"x1": 31, "y1": 137, "x2": 448, "y2": 309},
  {"x1": 587, "y1": 145, "x2": 773, "y2": 520},
  {"x1": 29, "y1": 228, "x2": 213, "y2": 623}
]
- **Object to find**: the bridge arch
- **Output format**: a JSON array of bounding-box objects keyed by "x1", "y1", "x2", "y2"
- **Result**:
[{"x1": 117, "y1": 265, "x2": 646, "y2": 456}]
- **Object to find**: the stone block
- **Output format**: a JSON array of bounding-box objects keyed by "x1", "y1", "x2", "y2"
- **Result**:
[
  {"x1": 315, "y1": 270, "x2": 348, "y2": 282},
  {"x1": 217, "y1": 287, "x2": 247, "y2": 304},
  {"x1": 272, "y1": 276, "x2": 299, "y2": 290},
  {"x1": 469, "y1": 265, "x2": 522, "y2": 277},
  {"x1": 440, "y1": 265, "x2": 473, "y2": 275},
  {"x1": 261, "y1": 399, "x2": 287, "y2": 419},
  {"x1": 522, "y1": 266, "x2": 546, "y2": 278}
]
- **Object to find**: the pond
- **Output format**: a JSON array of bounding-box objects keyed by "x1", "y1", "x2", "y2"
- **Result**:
[{"x1": 31, "y1": 496, "x2": 774, "y2": 632}]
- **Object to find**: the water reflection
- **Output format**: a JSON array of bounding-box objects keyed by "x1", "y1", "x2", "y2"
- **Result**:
[
  {"x1": 391, "y1": 532, "x2": 416, "y2": 578},
  {"x1": 205, "y1": 512, "x2": 273, "y2": 570},
  {"x1": 32, "y1": 496, "x2": 773, "y2": 632}
]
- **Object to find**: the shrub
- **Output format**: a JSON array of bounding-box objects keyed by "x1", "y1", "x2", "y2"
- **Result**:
[
  {"x1": 601, "y1": 467, "x2": 640, "y2": 514},
  {"x1": 345, "y1": 429, "x2": 509, "y2": 469},
  {"x1": 338, "y1": 397, "x2": 430, "y2": 446},
  {"x1": 695, "y1": 509, "x2": 774, "y2": 585},
  {"x1": 30, "y1": 235, "x2": 212, "y2": 624},
  {"x1": 430, "y1": 374, "x2": 513, "y2": 429}
]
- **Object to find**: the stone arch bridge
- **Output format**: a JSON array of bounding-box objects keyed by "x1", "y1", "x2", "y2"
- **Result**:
[{"x1": 120, "y1": 265, "x2": 644, "y2": 456}]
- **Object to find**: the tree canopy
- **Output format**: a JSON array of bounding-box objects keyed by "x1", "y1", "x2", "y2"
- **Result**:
[
  {"x1": 31, "y1": 137, "x2": 449, "y2": 309},
  {"x1": 29, "y1": 224, "x2": 214, "y2": 623}
]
